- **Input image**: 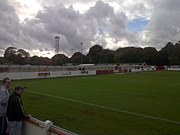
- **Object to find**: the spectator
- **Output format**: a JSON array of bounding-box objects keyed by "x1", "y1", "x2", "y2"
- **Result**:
[
  {"x1": 7, "y1": 86, "x2": 31, "y2": 135},
  {"x1": 0, "y1": 78, "x2": 11, "y2": 135}
]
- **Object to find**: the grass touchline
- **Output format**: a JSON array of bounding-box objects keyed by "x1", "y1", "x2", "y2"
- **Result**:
[{"x1": 27, "y1": 90, "x2": 180, "y2": 125}]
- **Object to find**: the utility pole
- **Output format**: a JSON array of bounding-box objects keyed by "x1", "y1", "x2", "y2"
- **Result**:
[
  {"x1": 55, "y1": 36, "x2": 60, "y2": 54},
  {"x1": 71, "y1": 48, "x2": 73, "y2": 64},
  {"x1": 80, "y1": 42, "x2": 83, "y2": 64}
]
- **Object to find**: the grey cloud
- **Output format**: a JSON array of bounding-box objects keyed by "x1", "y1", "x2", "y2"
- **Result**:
[
  {"x1": 128, "y1": 3, "x2": 150, "y2": 19},
  {"x1": 35, "y1": 4, "x2": 89, "y2": 54},
  {"x1": 37, "y1": 5, "x2": 80, "y2": 35},
  {"x1": 22, "y1": 19, "x2": 53, "y2": 44},
  {"x1": 86, "y1": 1, "x2": 114, "y2": 35},
  {"x1": 85, "y1": 1, "x2": 137, "y2": 46},
  {"x1": 145, "y1": 0, "x2": 180, "y2": 49},
  {"x1": 37, "y1": 0, "x2": 93, "y2": 7},
  {"x1": 111, "y1": 0, "x2": 153, "y2": 20},
  {"x1": 87, "y1": 1, "x2": 114, "y2": 20},
  {"x1": 31, "y1": 1, "x2": 128, "y2": 54},
  {"x1": 0, "y1": 0, "x2": 148, "y2": 57},
  {"x1": 0, "y1": 0, "x2": 20, "y2": 50},
  {"x1": 2, "y1": 0, "x2": 179, "y2": 58},
  {"x1": 23, "y1": 0, "x2": 137, "y2": 55}
]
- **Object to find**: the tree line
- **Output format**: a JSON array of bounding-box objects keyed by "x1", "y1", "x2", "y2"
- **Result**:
[{"x1": 0, "y1": 41, "x2": 180, "y2": 65}]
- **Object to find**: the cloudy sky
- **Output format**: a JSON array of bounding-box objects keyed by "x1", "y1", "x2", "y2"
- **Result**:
[{"x1": 0, "y1": 0, "x2": 180, "y2": 58}]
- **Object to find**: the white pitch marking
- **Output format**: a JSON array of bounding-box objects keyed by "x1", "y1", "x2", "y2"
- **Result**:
[
  {"x1": 27, "y1": 90, "x2": 180, "y2": 125},
  {"x1": 171, "y1": 83, "x2": 180, "y2": 87}
]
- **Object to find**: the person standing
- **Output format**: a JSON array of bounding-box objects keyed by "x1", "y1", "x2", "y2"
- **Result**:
[
  {"x1": 7, "y1": 86, "x2": 30, "y2": 135},
  {"x1": 0, "y1": 78, "x2": 11, "y2": 135}
]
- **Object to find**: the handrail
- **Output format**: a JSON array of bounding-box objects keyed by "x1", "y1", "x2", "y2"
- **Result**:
[
  {"x1": 24, "y1": 117, "x2": 78, "y2": 135},
  {"x1": 49, "y1": 127, "x2": 67, "y2": 135},
  {"x1": 26, "y1": 118, "x2": 43, "y2": 128}
]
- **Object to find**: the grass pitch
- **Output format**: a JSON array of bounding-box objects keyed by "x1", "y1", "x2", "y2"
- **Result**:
[{"x1": 12, "y1": 71, "x2": 180, "y2": 135}]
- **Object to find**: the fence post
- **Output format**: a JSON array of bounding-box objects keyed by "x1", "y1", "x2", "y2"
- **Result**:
[{"x1": 43, "y1": 120, "x2": 53, "y2": 135}]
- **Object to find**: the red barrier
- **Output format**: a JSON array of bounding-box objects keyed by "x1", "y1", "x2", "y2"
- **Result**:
[{"x1": 96, "y1": 70, "x2": 114, "y2": 75}]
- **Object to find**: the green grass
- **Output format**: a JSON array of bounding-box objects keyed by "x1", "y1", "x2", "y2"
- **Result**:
[{"x1": 11, "y1": 71, "x2": 180, "y2": 135}]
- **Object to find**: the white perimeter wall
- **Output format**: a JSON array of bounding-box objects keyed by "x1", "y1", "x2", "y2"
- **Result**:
[
  {"x1": 0, "y1": 70, "x2": 96, "y2": 80},
  {"x1": 167, "y1": 68, "x2": 180, "y2": 71}
]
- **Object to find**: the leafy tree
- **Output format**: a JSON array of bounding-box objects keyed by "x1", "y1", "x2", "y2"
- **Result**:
[
  {"x1": 158, "y1": 42, "x2": 173, "y2": 65},
  {"x1": 87, "y1": 45, "x2": 103, "y2": 64},
  {"x1": 114, "y1": 47, "x2": 144, "y2": 63},
  {"x1": 71, "y1": 52, "x2": 82, "y2": 64},
  {"x1": 168, "y1": 55, "x2": 179, "y2": 65},
  {"x1": 4, "y1": 47, "x2": 30, "y2": 64},
  {"x1": 143, "y1": 47, "x2": 158, "y2": 65},
  {"x1": 0, "y1": 57, "x2": 6, "y2": 64},
  {"x1": 174, "y1": 41, "x2": 180, "y2": 65},
  {"x1": 29, "y1": 56, "x2": 40, "y2": 65},
  {"x1": 43, "y1": 57, "x2": 53, "y2": 65},
  {"x1": 4, "y1": 47, "x2": 17, "y2": 63},
  {"x1": 113, "y1": 48, "x2": 124, "y2": 63},
  {"x1": 2, "y1": 41, "x2": 180, "y2": 66},
  {"x1": 29, "y1": 56, "x2": 51, "y2": 65},
  {"x1": 18, "y1": 49, "x2": 30, "y2": 57},
  {"x1": 99, "y1": 49, "x2": 114, "y2": 63},
  {"x1": 52, "y1": 54, "x2": 69, "y2": 65}
]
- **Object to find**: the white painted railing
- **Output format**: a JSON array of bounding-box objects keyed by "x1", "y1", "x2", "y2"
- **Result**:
[{"x1": 22, "y1": 117, "x2": 78, "y2": 135}]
